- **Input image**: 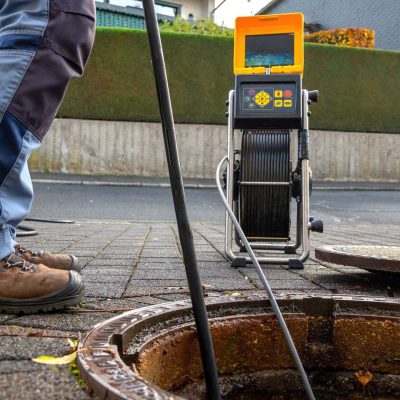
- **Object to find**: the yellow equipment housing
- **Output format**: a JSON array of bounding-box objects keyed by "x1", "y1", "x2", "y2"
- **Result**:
[{"x1": 234, "y1": 13, "x2": 304, "y2": 76}]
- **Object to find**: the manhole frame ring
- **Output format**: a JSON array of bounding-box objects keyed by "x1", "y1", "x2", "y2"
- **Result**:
[{"x1": 78, "y1": 295, "x2": 400, "y2": 400}]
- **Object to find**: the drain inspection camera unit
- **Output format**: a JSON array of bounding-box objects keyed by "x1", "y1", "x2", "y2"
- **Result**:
[{"x1": 219, "y1": 13, "x2": 323, "y2": 270}]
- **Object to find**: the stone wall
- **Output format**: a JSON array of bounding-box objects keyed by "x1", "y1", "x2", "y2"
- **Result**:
[{"x1": 29, "y1": 119, "x2": 400, "y2": 182}]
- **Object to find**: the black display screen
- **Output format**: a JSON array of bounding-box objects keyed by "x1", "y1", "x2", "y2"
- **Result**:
[{"x1": 245, "y1": 33, "x2": 294, "y2": 67}]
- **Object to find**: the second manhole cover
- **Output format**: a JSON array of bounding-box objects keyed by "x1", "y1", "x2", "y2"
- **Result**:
[{"x1": 315, "y1": 245, "x2": 400, "y2": 272}]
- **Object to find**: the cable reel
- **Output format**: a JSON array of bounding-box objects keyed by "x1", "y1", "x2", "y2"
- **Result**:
[{"x1": 239, "y1": 129, "x2": 291, "y2": 241}]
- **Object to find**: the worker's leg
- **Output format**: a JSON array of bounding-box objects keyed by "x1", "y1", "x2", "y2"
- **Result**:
[{"x1": 0, "y1": 0, "x2": 95, "y2": 313}]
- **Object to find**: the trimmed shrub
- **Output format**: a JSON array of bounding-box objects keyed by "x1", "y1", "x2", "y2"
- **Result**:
[
  {"x1": 59, "y1": 28, "x2": 400, "y2": 133},
  {"x1": 305, "y1": 27, "x2": 375, "y2": 48},
  {"x1": 160, "y1": 17, "x2": 233, "y2": 36}
]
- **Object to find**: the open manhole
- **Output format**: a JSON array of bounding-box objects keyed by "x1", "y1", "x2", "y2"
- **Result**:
[
  {"x1": 78, "y1": 295, "x2": 400, "y2": 399},
  {"x1": 316, "y1": 245, "x2": 400, "y2": 273}
]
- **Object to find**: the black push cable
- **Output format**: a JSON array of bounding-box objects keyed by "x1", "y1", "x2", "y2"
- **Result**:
[
  {"x1": 142, "y1": 1, "x2": 221, "y2": 399},
  {"x1": 17, "y1": 217, "x2": 75, "y2": 237},
  {"x1": 217, "y1": 157, "x2": 316, "y2": 400}
]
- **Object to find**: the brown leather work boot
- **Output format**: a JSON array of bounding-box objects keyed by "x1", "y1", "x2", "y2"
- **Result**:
[
  {"x1": 14, "y1": 244, "x2": 80, "y2": 272},
  {"x1": 0, "y1": 253, "x2": 83, "y2": 314}
]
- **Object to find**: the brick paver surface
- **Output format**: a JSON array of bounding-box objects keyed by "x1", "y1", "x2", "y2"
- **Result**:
[{"x1": 1, "y1": 219, "x2": 399, "y2": 399}]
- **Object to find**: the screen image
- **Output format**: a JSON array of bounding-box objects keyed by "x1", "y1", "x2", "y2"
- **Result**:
[{"x1": 245, "y1": 33, "x2": 294, "y2": 68}]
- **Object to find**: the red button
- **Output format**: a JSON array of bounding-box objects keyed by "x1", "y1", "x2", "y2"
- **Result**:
[
  {"x1": 284, "y1": 89, "x2": 292, "y2": 98},
  {"x1": 249, "y1": 89, "x2": 255, "y2": 95}
]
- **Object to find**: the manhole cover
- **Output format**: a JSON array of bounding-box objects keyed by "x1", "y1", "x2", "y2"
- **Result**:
[{"x1": 315, "y1": 245, "x2": 400, "y2": 272}]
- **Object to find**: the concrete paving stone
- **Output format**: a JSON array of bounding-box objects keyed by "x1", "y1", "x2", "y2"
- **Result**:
[
  {"x1": 140, "y1": 255, "x2": 183, "y2": 265},
  {"x1": 195, "y1": 253, "x2": 226, "y2": 262},
  {"x1": 218, "y1": 289, "x2": 266, "y2": 297},
  {"x1": 136, "y1": 258, "x2": 183, "y2": 266},
  {"x1": 128, "y1": 277, "x2": 254, "y2": 291},
  {"x1": 129, "y1": 296, "x2": 168, "y2": 305},
  {"x1": 83, "y1": 298, "x2": 151, "y2": 311},
  {"x1": 92, "y1": 248, "x2": 142, "y2": 257},
  {"x1": 152, "y1": 293, "x2": 192, "y2": 302},
  {"x1": 0, "y1": 337, "x2": 71, "y2": 361},
  {"x1": 68, "y1": 241, "x2": 112, "y2": 247},
  {"x1": 84, "y1": 258, "x2": 137, "y2": 267},
  {"x1": 201, "y1": 278, "x2": 256, "y2": 290},
  {"x1": 254, "y1": 279, "x2": 321, "y2": 290},
  {"x1": 141, "y1": 249, "x2": 181, "y2": 258},
  {"x1": 239, "y1": 269, "x2": 305, "y2": 280},
  {"x1": 67, "y1": 247, "x2": 110, "y2": 254},
  {"x1": 0, "y1": 360, "x2": 45, "y2": 374},
  {"x1": 143, "y1": 243, "x2": 178, "y2": 248},
  {"x1": 126, "y1": 279, "x2": 188, "y2": 287},
  {"x1": 298, "y1": 265, "x2": 342, "y2": 275},
  {"x1": 272, "y1": 289, "x2": 332, "y2": 296},
  {"x1": 82, "y1": 268, "x2": 131, "y2": 278},
  {"x1": 199, "y1": 269, "x2": 243, "y2": 279},
  {"x1": 0, "y1": 325, "x2": 76, "y2": 338},
  {"x1": 0, "y1": 365, "x2": 90, "y2": 400},
  {"x1": 190, "y1": 244, "x2": 218, "y2": 249},
  {"x1": 123, "y1": 285, "x2": 190, "y2": 297},
  {"x1": 84, "y1": 282, "x2": 126, "y2": 298},
  {"x1": 5, "y1": 312, "x2": 118, "y2": 332},
  {"x1": 196, "y1": 261, "x2": 232, "y2": 269},
  {"x1": 133, "y1": 270, "x2": 188, "y2": 280},
  {"x1": 303, "y1": 273, "x2": 369, "y2": 284},
  {"x1": 63, "y1": 250, "x2": 101, "y2": 257},
  {"x1": 132, "y1": 268, "x2": 242, "y2": 280},
  {"x1": 104, "y1": 239, "x2": 147, "y2": 245},
  {"x1": 92, "y1": 253, "x2": 141, "y2": 261},
  {"x1": 82, "y1": 274, "x2": 130, "y2": 284}
]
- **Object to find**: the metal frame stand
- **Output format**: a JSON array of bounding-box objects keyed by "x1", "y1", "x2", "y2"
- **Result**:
[{"x1": 224, "y1": 89, "x2": 312, "y2": 269}]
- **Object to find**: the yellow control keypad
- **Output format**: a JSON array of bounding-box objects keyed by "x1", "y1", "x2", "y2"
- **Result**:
[
  {"x1": 274, "y1": 99, "x2": 283, "y2": 107},
  {"x1": 274, "y1": 90, "x2": 283, "y2": 98},
  {"x1": 284, "y1": 99, "x2": 293, "y2": 107},
  {"x1": 254, "y1": 91, "x2": 271, "y2": 107}
]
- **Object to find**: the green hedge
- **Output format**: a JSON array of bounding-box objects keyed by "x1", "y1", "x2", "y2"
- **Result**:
[{"x1": 59, "y1": 28, "x2": 400, "y2": 133}]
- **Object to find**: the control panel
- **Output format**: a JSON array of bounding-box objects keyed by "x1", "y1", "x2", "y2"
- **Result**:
[
  {"x1": 241, "y1": 83, "x2": 296, "y2": 113},
  {"x1": 234, "y1": 74, "x2": 302, "y2": 129}
]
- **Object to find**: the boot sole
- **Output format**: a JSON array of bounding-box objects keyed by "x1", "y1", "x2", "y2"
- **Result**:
[{"x1": 0, "y1": 271, "x2": 84, "y2": 315}]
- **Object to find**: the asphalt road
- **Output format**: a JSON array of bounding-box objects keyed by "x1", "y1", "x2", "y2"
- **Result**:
[{"x1": 29, "y1": 183, "x2": 400, "y2": 225}]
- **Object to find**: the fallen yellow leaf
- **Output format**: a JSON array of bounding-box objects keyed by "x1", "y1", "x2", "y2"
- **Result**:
[
  {"x1": 355, "y1": 369, "x2": 373, "y2": 387},
  {"x1": 32, "y1": 351, "x2": 77, "y2": 365}
]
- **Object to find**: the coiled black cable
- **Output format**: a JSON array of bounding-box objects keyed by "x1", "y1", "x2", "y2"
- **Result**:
[{"x1": 16, "y1": 217, "x2": 74, "y2": 237}]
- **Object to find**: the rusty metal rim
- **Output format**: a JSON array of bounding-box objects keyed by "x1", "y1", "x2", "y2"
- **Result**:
[
  {"x1": 315, "y1": 245, "x2": 400, "y2": 272},
  {"x1": 77, "y1": 295, "x2": 400, "y2": 400}
]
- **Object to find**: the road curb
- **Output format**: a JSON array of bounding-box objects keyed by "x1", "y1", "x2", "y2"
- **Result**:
[{"x1": 32, "y1": 178, "x2": 400, "y2": 191}]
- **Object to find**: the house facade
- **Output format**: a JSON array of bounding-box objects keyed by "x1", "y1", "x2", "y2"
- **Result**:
[
  {"x1": 258, "y1": 0, "x2": 400, "y2": 51},
  {"x1": 97, "y1": 0, "x2": 216, "y2": 22}
]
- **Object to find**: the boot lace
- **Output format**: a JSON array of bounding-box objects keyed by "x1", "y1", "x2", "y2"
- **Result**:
[
  {"x1": 15, "y1": 244, "x2": 43, "y2": 258},
  {"x1": 0, "y1": 254, "x2": 38, "y2": 273}
]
